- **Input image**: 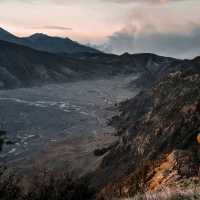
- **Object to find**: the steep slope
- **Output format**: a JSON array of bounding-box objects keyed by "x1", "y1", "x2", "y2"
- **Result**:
[
  {"x1": 0, "y1": 40, "x2": 131, "y2": 89},
  {"x1": 0, "y1": 27, "x2": 100, "y2": 54},
  {"x1": 90, "y1": 71, "x2": 200, "y2": 199},
  {"x1": 0, "y1": 40, "x2": 80, "y2": 88}
]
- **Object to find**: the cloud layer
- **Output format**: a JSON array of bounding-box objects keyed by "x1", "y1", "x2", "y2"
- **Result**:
[
  {"x1": 101, "y1": 27, "x2": 200, "y2": 59},
  {"x1": 0, "y1": 0, "x2": 200, "y2": 59},
  {"x1": 33, "y1": 26, "x2": 72, "y2": 31},
  {"x1": 99, "y1": 1, "x2": 200, "y2": 58}
]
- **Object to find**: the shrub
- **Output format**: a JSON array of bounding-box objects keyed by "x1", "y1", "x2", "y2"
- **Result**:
[{"x1": 0, "y1": 168, "x2": 95, "y2": 200}]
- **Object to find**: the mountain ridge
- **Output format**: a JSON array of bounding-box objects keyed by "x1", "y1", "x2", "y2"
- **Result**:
[
  {"x1": 0, "y1": 27, "x2": 100, "y2": 54},
  {"x1": 0, "y1": 39, "x2": 182, "y2": 89}
]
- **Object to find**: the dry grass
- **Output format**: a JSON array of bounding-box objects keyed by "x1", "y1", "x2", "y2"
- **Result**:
[{"x1": 109, "y1": 186, "x2": 200, "y2": 200}]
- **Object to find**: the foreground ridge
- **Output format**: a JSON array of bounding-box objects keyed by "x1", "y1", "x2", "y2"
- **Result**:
[{"x1": 94, "y1": 71, "x2": 200, "y2": 199}]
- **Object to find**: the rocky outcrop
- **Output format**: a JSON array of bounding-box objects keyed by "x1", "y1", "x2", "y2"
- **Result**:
[{"x1": 92, "y1": 71, "x2": 200, "y2": 199}]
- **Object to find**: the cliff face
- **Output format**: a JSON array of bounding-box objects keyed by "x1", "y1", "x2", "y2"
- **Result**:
[{"x1": 93, "y1": 71, "x2": 200, "y2": 199}]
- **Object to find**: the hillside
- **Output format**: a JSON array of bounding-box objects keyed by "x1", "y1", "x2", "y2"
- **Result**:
[
  {"x1": 0, "y1": 40, "x2": 133, "y2": 89},
  {"x1": 88, "y1": 70, "x2": 200, "y2": 199},
  {"x1": 0, "y1": 40, "x2": 179, "y2": 89},
  {"x1": 0, "y1": 39, "x2": 81, "y2": 88}
]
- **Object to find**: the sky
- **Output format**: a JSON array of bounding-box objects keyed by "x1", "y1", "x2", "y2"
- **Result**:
[{"x1": 0, "y1": 0, "x2": 200, "y2": 58}]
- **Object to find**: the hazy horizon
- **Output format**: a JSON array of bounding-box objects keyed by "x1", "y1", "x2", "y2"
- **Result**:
[{"x1": 1, "y1": 0, "x2": 200, "y2": 58}]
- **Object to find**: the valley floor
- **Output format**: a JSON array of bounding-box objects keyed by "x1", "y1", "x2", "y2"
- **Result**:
[{"x1": 0, "y1": 75, "x2": 139, "y2": 173}]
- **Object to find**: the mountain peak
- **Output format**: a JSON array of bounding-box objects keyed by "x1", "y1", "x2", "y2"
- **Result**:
[
  {"x1": 29, "y1": 33, "x2": 49, "y2": 39},
  {"x1": 29, "y1": 33, "x2": 70, "y2": 41}
]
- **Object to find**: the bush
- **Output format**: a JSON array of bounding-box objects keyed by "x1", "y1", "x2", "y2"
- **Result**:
[
  {"x1": 0, "y1": 168, "x2": 95, "y2": 200},
  {"x1": 0, "y1": 168, "x2": 21, "y2": 200}
]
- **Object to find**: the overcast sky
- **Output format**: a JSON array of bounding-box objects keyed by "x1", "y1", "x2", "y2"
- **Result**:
[{"x1": 0, "y1": 0, "x2": 200, "y2": 58}]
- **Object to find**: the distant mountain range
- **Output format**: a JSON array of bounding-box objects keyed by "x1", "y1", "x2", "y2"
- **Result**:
[
  {"x1": 0, "y1": 39, "x2": 142, "y2": 89},
  {"x1": 0, "y1": 36, "x2": 181, "y2": 89},
  {"x1": 1, "y1": 27, "x2": 199, "y2": 92},
  {"x1": 0, "y1": 27, "x2": 100, "y2": 54}
]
